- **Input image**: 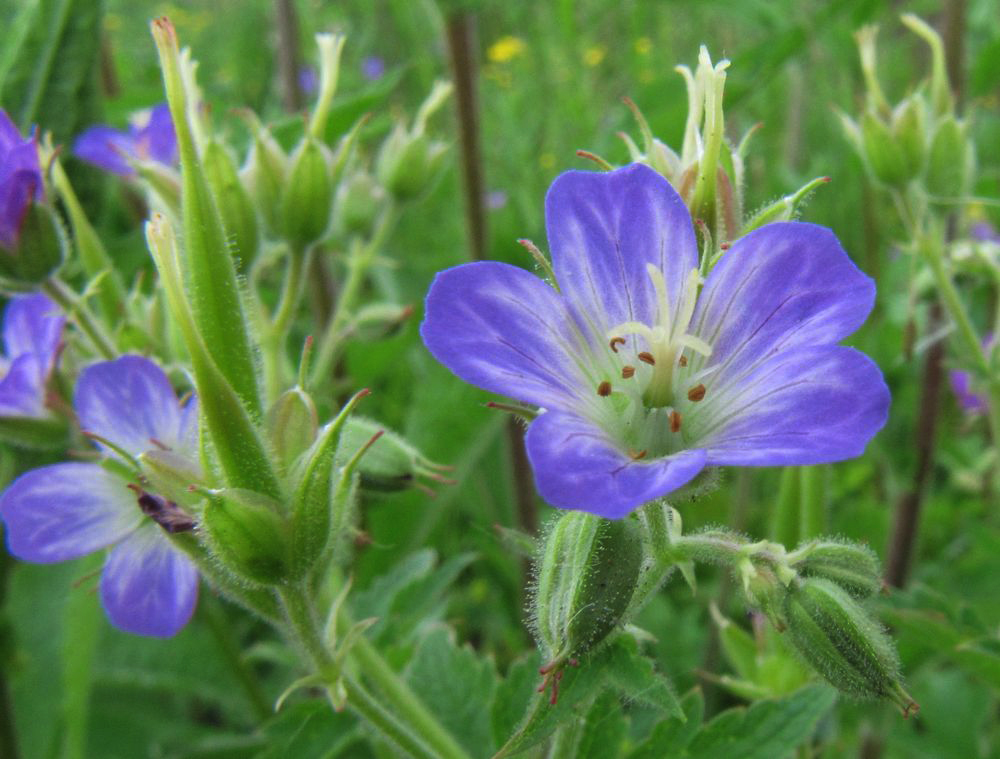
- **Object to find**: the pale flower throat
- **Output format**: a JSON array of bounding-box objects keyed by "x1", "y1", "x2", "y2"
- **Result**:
[{"x1": 607, "y1": 265, "x2": 711, "y2": 409}]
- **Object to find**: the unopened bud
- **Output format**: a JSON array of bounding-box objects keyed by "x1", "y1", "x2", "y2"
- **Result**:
[
  {"x1": 891, "y1": 96, "x2": 926, "y2": 181},
  {"x1": 783, "y1": 577, "x2": 916, "y2": 715},
  {"x1": 281, "y1": 137, "x2": 334, "y2": 251},
  {"x1": 532, "y1": 512, "x2": 642, "y2": 664},
  {"x1": 860, "y1": 111, "x2": 910, "y2": 187},
  {"x1": 790, "y1": 540, "x2": 882, "y2": 600},
  {"x1": 241, "y1": 118, "x2": 287, "y2": 234},
  {"x1": 0, "y1": 204, "x2": 67, "y2": 292},
  {"x1": 376, "y1": 127, "x2": 447, "y2": 201},
  {"x1": 333, "y1": 171, "x2": 384, "y2": 237},
  {"x1": 924, "y1": 115, "x2": 970, "y2": 199},
  {"x1": 335, "y1": 416, "x2": 451, "y2": 494}
]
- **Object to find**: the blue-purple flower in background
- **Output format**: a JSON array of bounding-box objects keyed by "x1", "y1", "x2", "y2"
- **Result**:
[
  {"x1": 0, "y1": 294, "x2": 64, "y2": 417},
  {"x1": 0, "y1": 355, "x2": 201, "y2": 637},
  {"x1": 421, "y1": 164, "x2": 890, "y2": 517},
  {"x1": 0, "y1": 110, "x2": 43, "y2": 250},
  {"x1": 362, "y1": 56, "x2": 386, "y2": 81},
  {"x1": 949, "y1": 334, "x2": 994, "y2": 414},
  {"x1": 74, "y1": 104, "x2": 177, "y2": 177}
]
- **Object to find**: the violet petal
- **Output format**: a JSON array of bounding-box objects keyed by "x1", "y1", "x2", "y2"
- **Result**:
[
  {"x1": 524, "y1": 410, "x2": 707, "y2": 517},
  {"x1": 100, "y1": 525, "x2": 199, "y2": 637},
  {"x1": 0, "y1": 462, "x2": 141, "y2": 562}
]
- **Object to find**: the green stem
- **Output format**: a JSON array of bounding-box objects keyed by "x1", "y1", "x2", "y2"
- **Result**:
[
  {"x1": 263, "y1": 246, "x2": 311, "y2": 401},
  {"x1": 50, "y1": 161, "x2": 127, "y2": 323},
  {"x1": 42, "y1": 278, "x2": 116, "y2": 358},
  {"x1": 200, "y1": 594, "x2": 272, "y2": 721},
  {"x1": 279, "y1": 584, "x2": 471, "y2": 759},
  {"x1": 309, "y1": 206, "x2": 398, "y2": 387}
]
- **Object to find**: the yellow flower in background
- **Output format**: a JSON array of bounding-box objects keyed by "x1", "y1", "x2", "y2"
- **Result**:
[
  {"x1": 539, "y1": 153, "x2": 556, "y2": 169},
  {"x1": 488, "y1": 36, "x2": 526, "y2": 64},
  {"x1": 635, "y1": 37, "x2": 652, "y2": 55},
  {"x1": 583, "y1": 45, "x2": 607, "y2": 67}
]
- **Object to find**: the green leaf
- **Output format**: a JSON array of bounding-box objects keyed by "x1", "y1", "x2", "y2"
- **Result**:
[
  {"x1": 255, "y1": 701, "x2": 361, "y2": 759},
  {"x1": 686, "y1": 684, "x2": 836, "y2": 759},
  {"x1": 577, "y1": 690, "x2": 627, "y2": 759},
  {"x1": 491, "y1": 652, "x2": 542, "y2": 749},
  {"x1": 950, "y1": 638, "x2": 1000, "y2": 690},
  {"x1": 603, "y1": 637, "x2": 682, "y2": 717},
  {"x1": 0, "y1": 0, "x2": 103, "y2": 141},
  {"x1": 405, "y1": 627, "x2": 498, "y2": 757},
  {"x1": 627, "y1": 687, "x2": 704, "y2": 759}
]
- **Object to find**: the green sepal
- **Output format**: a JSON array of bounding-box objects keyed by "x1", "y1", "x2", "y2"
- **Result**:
[
  {"x1": 891, "y1": 96, "x2": 926, "y2": 181},
  {"x1": 335, "y1": 416, "x2": 447, "y2": 493},
  {"x1": 0, "y1": 203, "x2": 67, "y2": 293},
  {"x1": 201, "y1": 488, "x2": 290, "y2": 585},
  {"x1": 202, "y1": 139, "x2": 260, "y2": 270},
  {"x1": 266, "y1": 386, "x2": 319, "y2": 477},
  {"x1": 241, "y1": 114, "x2": 288, "y2": 234},
  {"x1": 788, "y1": 539, "x2": 882, "y2": 600},
  {"x1": 287, "y1": 389, "x2": 369, "y2": 580},
  {"x1": 138, "y1": 448, "x2": 202, "y2": 505}
]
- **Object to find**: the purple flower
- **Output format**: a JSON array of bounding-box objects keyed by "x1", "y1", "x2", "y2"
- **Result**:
[
  {"x1": 298, "y1": 66, "x2": 319, "y2": 96},
  {"x1": 971, "y1": 221, "x2": 1000, "y2": 244},
  {"x1": 0, "y1": 355, "x2": 201, "y2": 636},
  {"x1": 949, "y1": 334, "x2": 994, "y2": 414},
  {"x1": 74, "y1": 104, "x2": 177, "y2": 177},
  {"x1": 0, "y1": 294, "x2": 64, "y2": 417},
  {"x1": 486, "y1": 189, "x2": 508, "y2": 211},
  {"x1": 421, "y1": 164, "x2": 890, "y2": 518},
  {"x1": 0, "y1": 110, "x2": 43, "y2": 249},
  {"x1": 362, "y1": 56, "x2": 386, "y2": 81}
]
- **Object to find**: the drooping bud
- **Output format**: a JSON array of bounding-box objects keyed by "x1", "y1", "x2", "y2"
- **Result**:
[
  {"x1": 202, "y1": 139, "x2": 260, "y2": 269},
  {"x1": 788, "y1": 540, "x2": 882, "y2": 600},
  {"x1": 281, "y1": 136, "x2": 334, "y2": 252},
  {"x1": 201, "y1": 489, "x2": 290, "y2": 585},
  {"x1": 532, "y1": 512, "x2": 642, "y2": 665},
  {"x1": 334, "y1": 416, "x2": 452, "y2": 494},
  {"x1": 782, "y1": 577, "x2": 917, "y2": 715}
]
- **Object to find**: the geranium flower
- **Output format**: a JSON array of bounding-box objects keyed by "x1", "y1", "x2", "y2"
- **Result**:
[
  {"x1": 0, "y1": 109, "x2": 43, "y2": 249},
  {"x1": 0, "y1": 294, "x2": 64, "y2": 417},
  {"x1": 0, "y1": 355, "x2": 201, "y2": 636},
  {"x1": 421, "y1": 164, "x2": 889, "y2": 518},
  {"x1": 74, "y1": 104, "x2": 177, "y2": 177},
  {"x1": 949, "y1": 334, "x2": 994, "y2": 414}
]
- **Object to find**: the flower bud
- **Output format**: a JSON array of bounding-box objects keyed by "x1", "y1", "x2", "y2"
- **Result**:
[
  {"x1": 265, "y1": 386, "x2": 318, "y2": 476},
  {"x1": 333, "y1": 171, "x2": 384, "y2": 237},
  {"x1": 532, "y1": 512, "x2": 642, "y2": 663},
  {"x1": 281, "y1": 137, "x2": 334, "y2": 251},
  {"x1": 782, "y1": 577, "x2": 917, "y2": 714},
  {"x1": 335, "y1": 416, "x2": 450, "y2": 494},
  {"x1": 376, "y1": 127, "x2": 447, "y2": 201},
  {"x1": 789, "y1": 540, "x2": 882, "y2": 600},
  {"x1": 924, "y1": 115, "x2": 970, "y2": 199},
  {"x1": 860, "y1": 111, "x2": 911, "y2": 188},
  {"x1": 203, "y1": 139, "x2": 259, "y2": 268},
  {"x1": 891, "y1": 96, "x2": 926, "y2": 181},
  {"x1": 202, "y1": 489, "x2": 290, "y2": 585},
  {"x1": 241, "y1": 118, "x2": 287, "y2": 235},
  {"x1": 0, "y1": 203, "x2": 67, "y2": 292}
]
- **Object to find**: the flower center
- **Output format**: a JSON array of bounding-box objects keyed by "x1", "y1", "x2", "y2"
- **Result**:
[{"x1": 607, "y1": 265, "x2": 711, "y2": 409}]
